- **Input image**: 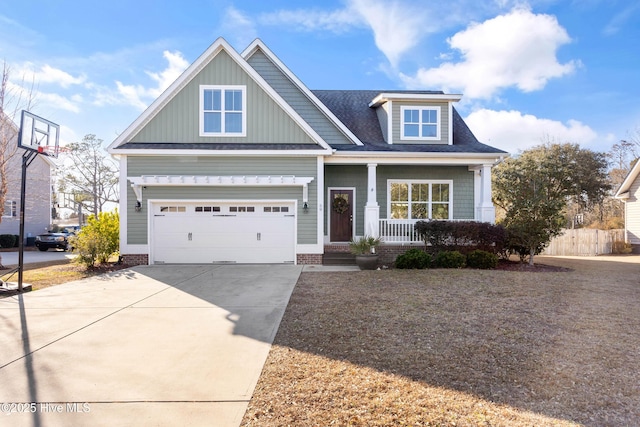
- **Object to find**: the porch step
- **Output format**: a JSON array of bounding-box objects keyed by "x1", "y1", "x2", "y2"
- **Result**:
[{"x1": 323, "y1": 252, "x2": 356, "y2": 266}]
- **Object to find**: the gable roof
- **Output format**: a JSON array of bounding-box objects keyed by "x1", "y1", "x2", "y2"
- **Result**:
[
  {"x1": 615, "y1": 159, "x2": 640, "y2": 199},
  {"x1": 312, "y1": 90, "x2": 507, "y2": 154},
  {"x1": 242, "y1": 39, "x2": 364, "y2": 147},
  {"x1": 108, "y1": 37, "x2": 332, "y2": 153}
]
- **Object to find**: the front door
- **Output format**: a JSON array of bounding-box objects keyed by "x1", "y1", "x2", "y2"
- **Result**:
[{"x1": 330, "y1": 189, "x2": 353, "y2": 242}]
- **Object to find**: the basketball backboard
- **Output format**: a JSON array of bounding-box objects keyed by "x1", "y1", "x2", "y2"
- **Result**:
[{"x1": 18, "y1": 110, "x2": 60, "y2": 158}]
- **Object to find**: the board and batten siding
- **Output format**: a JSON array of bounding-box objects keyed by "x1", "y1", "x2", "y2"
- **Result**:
[
  {"x1": 127, "y1": 156, "x2": 318, "y2": 245},
  {"x1": 246, "y1": 50, "x2": 353, "y2": 146},
  {"x1": 626, "y1": 176, "x2": 640, "y2": 245},
  {"x1": 391, "y1": 101, "x2": 450, "y2": 144},
  {"x1": 130, "y1": 50, "x2": 316, "y2": 145},
  {"x1": 324, "y1": 165, "x2": 475, "y2": 235}
]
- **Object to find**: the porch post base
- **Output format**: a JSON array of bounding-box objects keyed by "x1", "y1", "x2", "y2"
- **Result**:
[
  {"x1": 476, "y1": 206, "x2": 496, "y2": 224},
  {"x1": 364, "y1": 205, "x2": 380, "y2": 238}
]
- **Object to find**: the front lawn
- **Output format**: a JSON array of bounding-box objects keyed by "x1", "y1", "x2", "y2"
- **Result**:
[{"x1": 242, "y1": 256, "x2": 640, "y2": 426}]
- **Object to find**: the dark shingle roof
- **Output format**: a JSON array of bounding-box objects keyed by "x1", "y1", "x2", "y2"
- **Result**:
[
  {"x1": 116, "y1": 142, "x2": 324, "y2": 151},
  {"x1": 312, "y1": 90, "x2": 507, "y2": 154}
]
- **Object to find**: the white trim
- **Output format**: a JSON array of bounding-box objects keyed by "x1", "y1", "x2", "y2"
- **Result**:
[
  {"x1": 199, "y1": 85, "x2": 247, "y2": 137},
  {"x1": 387, "y1": 100, "x2": 394, "y2": 144},
  {"x1": 327, "y1": 187, "x2": 356, "y2": 242},
  {"x1": 615, "y1": 160, "x2": 640, "y2": 198},
  {"x1": 324, "y1": 153, "x2": 505, "y2": 165},
  {"x1": 369, "y1": 92, "x2": 462, "y2": 108},
  {"x1": 316, "y1": 156, "x2": 325, "y2": 249},
  {"x1": 386, "y1": 179, "x2": 454, "y2": 221},
  {"x1": 129, "y1": 175, "x2": 313, "y2": 201},
  {"x1": 110, "y1": 148, "x2": 332, "y2": 156},
  {"x1": 147, "y1": 198, "x2": 298, "y2": 265},
  {"x1": 108, "y1": 37, "x2": 332, "y2": 152},
  {"x1": 448, "y1": 102, "x2": 453, "y2": 145},
  {"x1": 120, "y1": 244, "x2": 148, "y2": 255},
  {"x1": 400, "y1": 106, "x2": 441, "y2": 141},
  {"x1": 242, "y1": 39, "x2": 365, "y2": 146},
  {"x1": 118, "y1": 156, "x2": 128, "y2": 255}
]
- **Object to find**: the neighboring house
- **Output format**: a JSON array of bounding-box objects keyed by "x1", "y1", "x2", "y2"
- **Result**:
[
  {"x1": 0, "y1": 112, "x2": 55, "y2": 241},
  {"x1": 108, "y1": 38, "x2": 507, "y2": 265},
  {"x1": 615, "y1": 159, "x2": 640, "y2": 253}
]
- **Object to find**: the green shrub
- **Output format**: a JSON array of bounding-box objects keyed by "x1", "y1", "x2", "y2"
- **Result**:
[
  {"x1": 13, "y1": 235, "x2": 19, "y2": 247},
  {"x1": 466, "y1": 250, "x2": 499, "y2": 269},
  {"x1": 395, "y1": 248, "x2": 431, "y2": 269},
  {"x1": 0, "y1": 234, "x2": 16, "y2": 248},
  {"x1": 70, "y1": 211, "x2": 119, "y2": 267},
  {"x1": 434, "y1": 250, "x2": 466, "y2": 268}
]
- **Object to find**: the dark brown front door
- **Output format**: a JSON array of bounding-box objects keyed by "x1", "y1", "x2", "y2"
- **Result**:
[{"x1": 330, "y1": 189, "x2": 353, "y2": 242}]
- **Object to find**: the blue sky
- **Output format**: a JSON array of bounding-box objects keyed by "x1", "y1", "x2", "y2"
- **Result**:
[{"x1": 1, "y1": 0, "x2": 639, "y2": 155}]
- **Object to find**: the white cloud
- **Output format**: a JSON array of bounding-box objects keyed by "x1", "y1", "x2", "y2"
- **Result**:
[
  {"x1": 221, "y1": 6, "x2": 259, "y2": 51},
  {"x1": 114, "y1": 50, "x2": 188, "y2": 111},
  {"x1": 465, "y1": 109, "x2": 598, "y2": 153},
  {"x1": 16, "y1": 63, "x2": 86, "y2": 88},
  {"x1": 259, "y1": 6, "x2": 362, "y2": 33},
  {"x1": 402, "y1": 7, "x2": 577, "y2": 98},
  {"x1": 348, "y1": 0, "x2": 433, "y2": 67},
  {"x1": 602, "y1": 3, "x2": 640, "y2": 36}
]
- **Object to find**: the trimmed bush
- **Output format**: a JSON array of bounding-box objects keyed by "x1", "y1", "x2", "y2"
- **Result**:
[
  {"x1": 434, "y1": 250, "x2": 466, "y2": 268},
  {"x1": 414, "y1": 220, "x2": 507, "y2": 254},
  {"x1": 13, "y1": 235, "x2": 19, "y2": 247},
  {"x1": 0, "y1": 234, "x2": 16, "y2": 248},
  {"x1": 395, "y1": 248, "x2": 431, "y2": 269},
  {"x1": 71, "y1": 210, "x2": 119, "y2": 267},
  {"x1": 466, "y1": 250, "x2": 499, "y2": 269}
]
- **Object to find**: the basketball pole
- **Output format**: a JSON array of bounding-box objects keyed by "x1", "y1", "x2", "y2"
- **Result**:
[{"x1": 18, "y1": 149, "x2": 38, "y2": 292}]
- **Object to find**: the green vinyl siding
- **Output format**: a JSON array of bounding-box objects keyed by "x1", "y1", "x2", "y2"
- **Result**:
[
  {"x1": 247, "y1": 50, "x2": 353, "y2": 146},
  {"x1": 127, "y1": 156, "x2": 318, "y2": 245},
  {"x1": 392, "y1": 101, "x2": 449, "y2": 144},
  {"x1": 130, "y1": 50, "x2": 316, "y2": 145}
]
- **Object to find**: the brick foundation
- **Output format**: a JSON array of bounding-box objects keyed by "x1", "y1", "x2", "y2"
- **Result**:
[
  {"x1": 324, "y1": 243, "x2": 425, "y2": 265},
  {"x1": 121, "y1": 253, "x2": 149, "y2": 266},
  {"x1": 297, "y1": 253, "x2": 323, "y2": 265}
]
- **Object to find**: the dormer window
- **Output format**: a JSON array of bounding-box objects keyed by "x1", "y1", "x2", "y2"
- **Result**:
[
  {"x1": 200, "y1": 85, "x2": 246, "y2": 137},
  {"x1": 401, "y1": 106, "x2": 440, "y2": 141}
]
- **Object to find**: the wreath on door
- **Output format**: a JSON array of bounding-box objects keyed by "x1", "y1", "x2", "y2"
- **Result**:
[{"x1": 332, "y1": 196, "x2": 349, "y2": 214}]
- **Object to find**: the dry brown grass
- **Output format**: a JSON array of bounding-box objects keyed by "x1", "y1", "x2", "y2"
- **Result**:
[
  {"x1": 242, "y1": 256, "x2": 640, "y2": 427},
  {"x1": 0, "y1": 259, "x2": 128, "y2": 295}
]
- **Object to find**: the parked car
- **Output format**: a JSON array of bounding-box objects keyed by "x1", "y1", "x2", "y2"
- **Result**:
[{"x1": 34, "y1": 232, "x2": 71, "y2": 251}]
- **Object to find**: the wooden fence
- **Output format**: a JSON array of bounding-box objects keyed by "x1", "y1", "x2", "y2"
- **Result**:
[{"x1": 542, "y1": 229, "x2": 624, "y2": 256}]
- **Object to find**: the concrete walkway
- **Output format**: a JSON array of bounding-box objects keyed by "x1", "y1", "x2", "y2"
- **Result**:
[
  {"x1": 0, "y1": 250, "x2": 75, "y2": 266},
  {"x1": 0, "y1": 264, "x2": 301, "y2": 427}
]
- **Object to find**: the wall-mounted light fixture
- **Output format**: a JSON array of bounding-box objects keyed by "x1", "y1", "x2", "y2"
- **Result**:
[
  {"x1": 135, "y1": 201, "x2": 142, "y2": 212},
  {"x1": 303, "y1": 202, "x2": 309, "y2": 213}
]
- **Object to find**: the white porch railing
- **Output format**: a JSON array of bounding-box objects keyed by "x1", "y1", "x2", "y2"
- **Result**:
[{"x1": 378, "y1": 219, "x2": 475, "y2": 243}]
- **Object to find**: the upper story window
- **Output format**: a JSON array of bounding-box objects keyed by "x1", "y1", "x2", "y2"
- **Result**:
[
  {"x1": 200, "y1": 85, "x2": 246, "y2": 137},
  {"x1": 401, "y1": 106, "x2": 440, "y2": 141}
]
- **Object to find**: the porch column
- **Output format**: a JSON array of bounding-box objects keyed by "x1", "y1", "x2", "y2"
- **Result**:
[
  {"x1": 478, "y1": 164, "x2": 496, "y2": 223},
  {"x1": 365, "y1": 163, "x2": 380, "y2": 237}
]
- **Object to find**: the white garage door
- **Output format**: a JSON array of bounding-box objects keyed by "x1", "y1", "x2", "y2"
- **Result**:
[{"x1": 151, "y1": 202, "x2": 296, "y2": 264}]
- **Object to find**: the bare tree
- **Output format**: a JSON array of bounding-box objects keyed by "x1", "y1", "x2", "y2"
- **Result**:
[
  {"x1": 60, "y1": 134, "x2": 118, "y2": 216},
  {"x1": 0, "y1": 62, "x2": 36, "y2": 268}
]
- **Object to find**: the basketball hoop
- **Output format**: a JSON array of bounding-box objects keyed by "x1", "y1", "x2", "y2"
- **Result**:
[{"x1": 37, "y1": 145, "x2": 69, "y2": 158}]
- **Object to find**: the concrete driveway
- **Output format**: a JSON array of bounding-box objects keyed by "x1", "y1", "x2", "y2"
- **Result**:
[{"x1": 0, "y1": 264, "x2": 301, "y2": 427}]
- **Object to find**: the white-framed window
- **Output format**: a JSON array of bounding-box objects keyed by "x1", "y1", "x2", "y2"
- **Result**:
[
  {"x1": 2, "y1": 200, "x2": 17, "y2": 218},
  {"x1": 200, "y1": 85, "x2": 246, "y2": 137},
  {"x1": 388, "y1": 180, "x2": 452, "y2": 220},
  {"x1": 400, "y1": 106, "x2": 441, "y2": 140}
]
